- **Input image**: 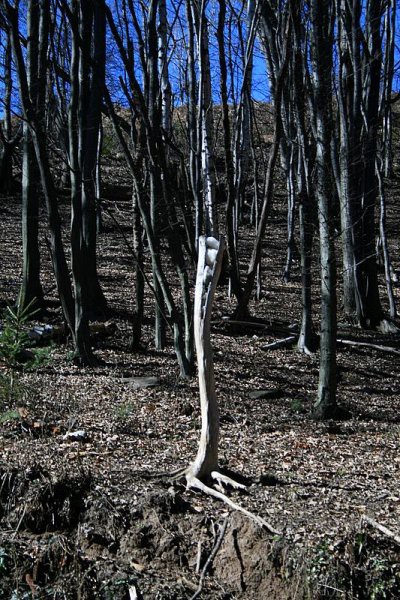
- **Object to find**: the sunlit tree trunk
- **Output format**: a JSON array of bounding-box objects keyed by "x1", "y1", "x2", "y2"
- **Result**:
[
  {"x1": 0, "y1": 30, "x2": 21, "y2": 195},
  {"x1": 193, "y1": 0, "x2": 217, "y2": 236},
  {"x1": 188, "y1": 236, "x2": 224, "y2": 479},
  {"x1": 18, "y1": 1, "x2": 43, "y2": 313},
  {"x1": 310, "y1": 0, "x2": 338, "y2": 419}
]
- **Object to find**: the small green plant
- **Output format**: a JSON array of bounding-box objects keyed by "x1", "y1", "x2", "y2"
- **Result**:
[
  {"x1": 66, "y1": 350, "x2": 77, "y2": 363},
  {"x1": 366, "y1": 557, "x2": 399, "y2": 600},
  {"x1": 27, "y1": 345, "x2": 53, "y2": 370},
  {"x1": 0, "y1": 300, "x2": 37, "y2": 369},
  {"x1": 0, "y1": 299, "x2": 52, "y2": 410},
  {"x1": 290, "y1": 398, "x2": 307, "y2": 414},
  {"x1": 0, "y1": 372, "x2": 26, "y2": 406},
  {"x1": 0, "y1": 408, "x2": 20, "y2": 424},
  {"x1": 114, "y1": 402, "x2": 135, "y2": 420}
]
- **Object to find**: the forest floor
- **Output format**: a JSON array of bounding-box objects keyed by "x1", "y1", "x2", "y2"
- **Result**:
[{"x1": 0, "y1": 152, "x2": 400, "y2": 599}]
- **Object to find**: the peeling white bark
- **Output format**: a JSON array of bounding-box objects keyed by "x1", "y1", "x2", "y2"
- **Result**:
[{"x1": 188, "y1": 235, "x2": 225, "y2": 480}]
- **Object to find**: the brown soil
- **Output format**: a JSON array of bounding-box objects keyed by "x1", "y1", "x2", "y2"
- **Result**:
[{"x1": 0, "y1": 152, "x2": 399, "y2": 599}]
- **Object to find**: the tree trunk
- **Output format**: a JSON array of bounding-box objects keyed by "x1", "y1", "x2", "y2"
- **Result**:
[
  {"x1": 131, "y1": 185, "x2": 144, "y2": 350},
  {"x1": 79, "y1": 0, "x2": 107, "y2": 317},
  {"x1": 310, "y1": 0, "x2": 338, "y2": 420},
  {"x1": 194, "y1": 0, "x2": 217, "y2": 237},
  {"x1": 188, "y1": 235, "x2": 225, "y2": 480},
  {"x1": 6, "y1": 0, "x2": 74, "y2": 332},
  {"x1": 18, "y1": 1, "x2": 44, "y2": 312},
  {"x1": 68, "y1": 0, "x2": 96, "y2": 365},
  {"x1": 216, "y1": 0, "x2": 242, "y2": 302}
]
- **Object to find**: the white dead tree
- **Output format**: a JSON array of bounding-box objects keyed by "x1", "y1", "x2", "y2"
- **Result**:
[{"x1": 183, "y1": 235, "x2": 279, "y2": 533}]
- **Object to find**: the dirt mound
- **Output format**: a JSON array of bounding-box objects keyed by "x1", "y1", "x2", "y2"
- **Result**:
[
  {"x1": 214, "y1": 513, "x2": 292, "y2": 598},
  {"x1": 0, "y1": 466, "x2": 399, "y2": 598}
]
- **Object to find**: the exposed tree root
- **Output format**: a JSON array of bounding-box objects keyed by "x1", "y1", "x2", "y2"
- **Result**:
[
  {"x1": 131, "y1": 466, "x2": 187, "y2": 481},
  {"x1": 189, "y1": 516, "x2": 229, "y2": 600},
  {"x1": 297, "y1": 343, "x2": 315, "y2": 356},
  {"x1": 210, "y1": 470, "x2": 247, "y2": 491},
  {"x1": 376, "y1": 319, "x2": 399, "y2": 334},
  {"x1": 185, "y1": 473, "x2": 281, "y2": 535},
  {"x1": 131, "y1": 464, "x2": 280, "y2": 535},
  {"x1": 337, "y1": 337, "x2": 400, "y2": 356}
]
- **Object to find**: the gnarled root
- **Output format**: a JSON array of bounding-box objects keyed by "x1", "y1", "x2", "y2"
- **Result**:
[{"x1": 185, "y1": 472, "x2": 281, "y2": 535}]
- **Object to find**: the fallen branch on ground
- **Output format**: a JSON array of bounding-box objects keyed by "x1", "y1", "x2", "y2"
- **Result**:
[
  {"x1": 337, "y1": 338, "x2": 400, "y2": 356},
  {"x1": 361, "y1": 515, "x2": 400, "y2": 545},
  {"x1": 261, "y1": 335, "x2": 297, "y2": 350}
]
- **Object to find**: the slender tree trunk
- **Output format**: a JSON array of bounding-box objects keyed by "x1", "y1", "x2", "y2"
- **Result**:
[
  {"x1": 380, "y1": 0, "x2": 395, "y2": 178},
  {"x1": 68, "y1": 0, "x2": 95, "y2": 364},
  {"x1": 158, "y1": 0, "x2": 172, "y2": 136},
  {"x1": 290, "y1": 0, "x2": 316, "y2": 353},
  {"x1": 282, "y1": 143, "x2": 296, "y2": 283},
  {"x1": 376, "y1": 154, "x2": 396, "y2": 319},
  {"x1": 20, "y1": 120, "x2": 43, "y2": 312},
  {"x1": 0, "y1": 32, "x2": 20, "y2": 195},
  {"x1": 234, "y1": 16, "x2": 291, "y2": 318},
  {"x1": 189, "y1": 236, "x2": 225, "y2": 480},
  {"x1": 5, "y1": 0, "x2": 74, "y2": 329},
  {"x1": 186, "y1": 0, "x2": 201, "y2": 247},
  {"x1": 194, "y1": 0, "x2": 217, "y2": 236},
  {"x1": 131, "y1": 184, "x2": 144, "y2": 350},
  {"x1": 336, "y1": 0, "x2": 357, "y2": 319},
  {"x1": 233, "y1": 0, "x2": 256, "y2": 234},
  {"x1": 310, "y1": 0, "x2": 338, "y2": 420},
  {"x1": 217, "y1": 0, "x2": 242, "y2": 302},
  {"x1": 357, "y1": 0, "x2": 385, "y2": 329},
  {"x1": 148, "y1": 0, "x2": 166, "y2": 350},
  {"x1": 19, "y1": 1, "x2": 44, "y2": 312},
  {"x1": 95, "y1": 120, "x2": 103, "y2": 234},
  {"x1": 80, "y1": 0, "x2": 107, "y2": 317}
]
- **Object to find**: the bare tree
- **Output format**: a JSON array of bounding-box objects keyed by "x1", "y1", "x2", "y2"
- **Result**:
[
  {"x1": 101, "y1": 0, "x2": 194, "y2": 377},
  {"x1": 17, "y1": 0, "x2": 44, "y2": 313},
  {"x1": 193, "y1": 0, "x2": 217, "y2": 237},
  {"x1": 234, "y1": 4, "x2": 291, "y2": 318},
  {"x1": 0, "y1": 24, "x2": 21, "y2": 194},
  {"x1": 3, "y1": 0, "x2": 75, "y2": 334},
  {"x1": 309, "y1": 0, "x2": 338, "y2": 419}
]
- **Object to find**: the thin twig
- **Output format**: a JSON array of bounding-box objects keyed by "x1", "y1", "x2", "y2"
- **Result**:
[
  {"x1": 190, "y1": 516, "x2": 229, "y2": 600},
  {"x1": 11, "y1": 503, "x2": 26, "y2": 540}
]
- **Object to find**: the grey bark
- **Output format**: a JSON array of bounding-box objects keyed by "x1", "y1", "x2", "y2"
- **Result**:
[
  {"x1": 310, "y1": 0, "x2": 338, "y2": 419},
  {"x1": 4, "y1": 0, "x2": 75, "y2": 333},
  {"x1": 17, "y1": 1, "x2": 44, "y2": 313}
]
